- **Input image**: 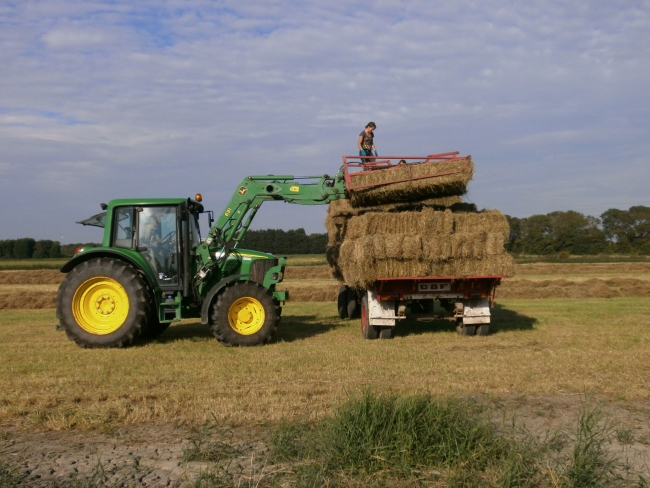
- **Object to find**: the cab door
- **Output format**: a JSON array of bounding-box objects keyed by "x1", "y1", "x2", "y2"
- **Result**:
[{"x1": 137, "y1": 206, "x2": 180, "y2": 287}]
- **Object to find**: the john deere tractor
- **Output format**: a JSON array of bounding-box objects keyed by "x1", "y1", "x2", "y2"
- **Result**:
[{"x1": 56, "y1": 173, "x2": 346, "y2": 348}]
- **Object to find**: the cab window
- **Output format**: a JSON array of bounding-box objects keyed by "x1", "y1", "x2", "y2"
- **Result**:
[
  {"x1": 112, "y1": 207, "x2": 134, "y2": 249},
  {"x1": 137, "y1": 206, "x2": 179, "y2": 286}
]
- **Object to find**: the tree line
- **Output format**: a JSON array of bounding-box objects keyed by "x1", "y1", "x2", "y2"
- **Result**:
[
  {"x1": 0, "y1": 239, "x2": 101, "y2": 259},
  {"x1": 506, "y1": 206, "x2": 650, "y2": 255},
  {"x1": 1, "y1": 206, "x2": 648, "y2": 258},
  {"x1": 0, "y1": 228, "x2": 328, "y2": 259},
  {"x1": 239, "y1": 228, "x2": 327, "y2": 255}
]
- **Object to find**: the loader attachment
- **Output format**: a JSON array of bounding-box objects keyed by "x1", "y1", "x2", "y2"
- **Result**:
[
  {"x1": 341, "y1": 152, "x2": 473, "y2": 207},
  {"x1": 341, "y1": 152, "x2": 470, "y2": 191}
]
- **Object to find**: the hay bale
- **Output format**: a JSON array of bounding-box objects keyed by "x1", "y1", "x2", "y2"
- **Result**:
[
  {"x1": 343, "y1": 208, "x2": 509, "y2": 240},
  {"x1": 337, "y1": 248, "x2": 516, "y2": 289},
  {"x1": 349, "y1": 157, "x2": 473, "y2": 207},
  {"x1": 326, "y1": 204, "x2": 515, "y2": 288},
  {"x1": 327, "y1": 195, "x2": 465, "y2": 218}
]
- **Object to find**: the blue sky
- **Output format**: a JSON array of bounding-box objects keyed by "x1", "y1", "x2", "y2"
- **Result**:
[{"x1": 1, "y1": 1, "x2": 649, "y2": 243}]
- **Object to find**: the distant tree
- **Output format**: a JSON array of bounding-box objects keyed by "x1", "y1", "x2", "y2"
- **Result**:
[
  {"x1": 518, "y1": 214, "x2": 554, "y2": 254},
  {"x1": 0, "y1": 240, "x2": 14, "y2": 258},
  {"x1": 50, "y1": 241, "x2": 62, "y2": 258},
  {"x1": 504, "y1": 216, "x2": 521, "y2": 252},
  {"x1": 548, "y1": 211, "x2": 606, "y2": 255},
  {"x1": 287, "y1": 229, "x2": 309, "y2": 254},
  {"x1": 308, "y1": 233, "x2": 327, "y2": 254},
  {"x1": 33, "y1": 240, "x2": 54, "y2": 258},
  {"x1": 13, "y1": 238, "x2": 36, "y2": 259},
  {"x1": 601, "y1": 206, "x2": 650, "y2": 254},
  {"x1": 240, "y1": 228, "x2": 327, "y2": 254}
]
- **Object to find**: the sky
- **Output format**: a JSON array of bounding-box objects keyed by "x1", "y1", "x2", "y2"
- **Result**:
[{"x1": 1, "y1": 1, "x2": 649, "y2": 244}]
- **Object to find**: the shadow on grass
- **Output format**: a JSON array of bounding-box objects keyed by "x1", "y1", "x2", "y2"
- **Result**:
[
  {"x1": 392, "y1": 302, "x2": 538, "y2": 338},
  {"x1": 274, "y1": 314, "x2": 344, "y2": 342},
  {"x1": 490, "y1": 302, "x2": 538, "y2": 333},
  {"x1": 135, "y1": 314, "x2": 344, "y2": 346}
]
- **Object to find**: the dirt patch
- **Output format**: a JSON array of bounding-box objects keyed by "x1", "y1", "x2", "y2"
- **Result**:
[
  {"x1": 0, "y1": 424, "x2": 272, "y2": 488},
  {"x1": 1, "y1": 395, "x2": 648, "y2": 487}
]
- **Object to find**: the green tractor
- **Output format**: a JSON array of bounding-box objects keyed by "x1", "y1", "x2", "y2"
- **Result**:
[{"x1": 56, "y1": 173, "x2": 347, "y2": 348}]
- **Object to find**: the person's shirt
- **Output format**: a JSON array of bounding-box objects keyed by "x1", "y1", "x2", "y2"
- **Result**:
[{"x1": 359, "y1": 130, "x2": 374, "y2": 150}]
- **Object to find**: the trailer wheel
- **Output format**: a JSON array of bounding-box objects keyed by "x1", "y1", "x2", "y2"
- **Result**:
[
  {"x1": 337, "y1": 286, "x2": 349, "y2": 319},
  {"x1": 347, "y1": 288, "x2": 359, "y2": 319},
  {"x1": 476, "y1": 324, "x2": 490, "y2": 336},
  {"x1": 456, "y1": 320, "x2": 476, "y2": 336},
  {"x1": 379, "y1": 327, "x2": 393, "y2": 339},
  {"x1": 211, "y1": 281, "x2": 280, "y2": 346},
  {"x1": 361, "y1": 294, "x2": 378, "y2": 340},
  {"x1": 56, "y1": 257, "x2": 148, "y2": 348}
]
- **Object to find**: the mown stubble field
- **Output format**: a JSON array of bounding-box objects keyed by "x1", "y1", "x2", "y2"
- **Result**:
[{"x1": 1, "y1": 261, "x2": 649, "y2": 486}]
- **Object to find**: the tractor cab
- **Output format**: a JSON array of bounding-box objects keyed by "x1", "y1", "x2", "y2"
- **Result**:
[{"x1": 75, "y1": 198, "x2": 205, "y2": 291}]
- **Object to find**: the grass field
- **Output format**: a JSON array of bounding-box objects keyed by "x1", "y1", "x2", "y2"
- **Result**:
[
  {"x1": 2, "y1": 259, "x2": 650, "y2": 485},
  {"x1": 1, "y1": 297, "x2": 649, "y2": 431}
]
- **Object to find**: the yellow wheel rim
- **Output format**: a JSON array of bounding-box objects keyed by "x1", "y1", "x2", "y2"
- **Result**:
[
  {"x1": 72, "y1": 277, "x2": 129, "y2": 335},
  {"x1": 228, "y1": 297, "x2": 265, "y2": 335}
]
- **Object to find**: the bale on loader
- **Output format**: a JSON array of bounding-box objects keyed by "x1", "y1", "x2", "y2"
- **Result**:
[{"x1": 348, "y1": 157, "x2": 474, "y2": 207}]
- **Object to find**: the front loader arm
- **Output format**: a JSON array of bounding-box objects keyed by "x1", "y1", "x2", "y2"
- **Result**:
[{"x1": 196, "y1": 170, "x2": 346, "y2": 274}]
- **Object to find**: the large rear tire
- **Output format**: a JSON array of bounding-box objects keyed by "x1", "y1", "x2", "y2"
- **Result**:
[
  {"x1": 211, "y1": 281, "x2": 281, "y2": 346},
  {"x1": 347, "y1": 288, "x2": 359, "y2": 319},
  {"x1": 379, "y1": 327, "x2": 393, "y2": 339},
  {"x1": 55, "y1": 257, "x2": 149, "y2": 348},
  {"x1": 337, "y1": 286, "x2": 349, "y2": 319},
  {"x1": 456, "y1": 320, "x2": 476, "y2": 336},
  {"x1": 476, "y1": 324, "x2": 490, "y2": 336}
]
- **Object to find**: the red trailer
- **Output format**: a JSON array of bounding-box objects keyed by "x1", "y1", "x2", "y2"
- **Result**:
[
  {"x1": 339, "y1": 276, "x2": 504, "y2": 339},
  {"x1": 336, "y1": 152, "x2": 506, "y2": 339}
]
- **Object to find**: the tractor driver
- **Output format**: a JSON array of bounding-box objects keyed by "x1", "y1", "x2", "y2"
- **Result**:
[{"x1": 140, "y1": 210, "x2": 162, "y2": 250}]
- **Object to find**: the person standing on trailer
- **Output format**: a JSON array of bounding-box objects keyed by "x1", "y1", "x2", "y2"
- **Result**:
[{"x1": 358, "y1": 122, "x2": 377, "y2": 163}]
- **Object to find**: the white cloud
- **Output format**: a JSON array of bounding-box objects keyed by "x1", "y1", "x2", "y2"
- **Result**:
[{"x1": 0, "y1": 1, "x2": 649, "y2": 241}]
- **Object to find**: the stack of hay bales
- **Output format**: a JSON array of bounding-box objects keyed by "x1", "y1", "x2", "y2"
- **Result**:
[{"x1": 326, "y1": 156, "x2": 515, "y2": 288}]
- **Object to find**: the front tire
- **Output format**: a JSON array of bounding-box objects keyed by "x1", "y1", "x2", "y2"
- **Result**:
[
  {"x1": 211, "y1": 281, "x2": 281, "y2": 346},
  {"x1": 55, "y1": 258, "x2": 149, "y2": 348}
]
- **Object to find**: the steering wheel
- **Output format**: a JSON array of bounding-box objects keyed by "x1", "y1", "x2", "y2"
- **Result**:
[{"x1": 160, "y1": 230, "x2": 176, "y2": 248}]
